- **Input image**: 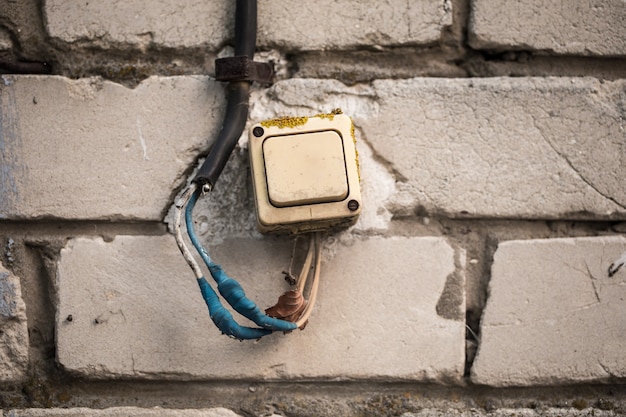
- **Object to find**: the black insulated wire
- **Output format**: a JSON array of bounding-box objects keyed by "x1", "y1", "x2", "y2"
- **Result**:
[
  {"x1": 194, "y1": 81, "x2": 251, "y2": 187},
  {"x1": 234, "y1": 0, "x2": 257, "y2": 58},
  {"x1": 194, "y1": 0, "x2": 257, "y2": 188}
]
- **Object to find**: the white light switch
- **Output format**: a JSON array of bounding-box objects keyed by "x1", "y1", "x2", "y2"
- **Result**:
[
  {"x1": 264, "y1": 130, "x2": 348, "y2": 207},
  {"x1": 249, "y1": 112, "x2": 361, "y2": 234}
]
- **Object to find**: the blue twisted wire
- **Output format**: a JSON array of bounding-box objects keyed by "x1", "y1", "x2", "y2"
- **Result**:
[
  {"x1": 185, "y1": 187, "x2": 298, "y2": 338},
  {"x1": 196, "y1": 277, "x2": 272, "y2": 340}
]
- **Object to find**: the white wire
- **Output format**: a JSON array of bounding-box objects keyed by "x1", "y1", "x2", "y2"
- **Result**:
[
  {"x1": 295, "y1": 232, "x2": 322, "y2": 329},
  {"x1": 609, "y1": 251, "x2": 626, "y2": 277},
  {"x1": 174, "y1": 183, "x2": 204, "y2": 279}
]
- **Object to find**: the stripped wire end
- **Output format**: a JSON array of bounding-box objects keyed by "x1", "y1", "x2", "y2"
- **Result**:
[
  {"x1": 608, "y1": 252, "x2": 626, "y2": 277},
  {"x1": 201, "y1": 183, "x2": 213, "y2": 195},
  {"x1": 181, "y1": 184, "x2": 298, "y2": 339},
  {"x1": 175, "y1": 185, "x2": 196, "y2": 209},
  {"x1": 281, "y1": 271, "x2": 297, "y2": 285}
]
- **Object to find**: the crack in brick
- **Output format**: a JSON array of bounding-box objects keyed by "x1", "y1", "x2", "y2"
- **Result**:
[
  {"x1": 584, "y1": 262, "x2": 602, "y2": 304},
  {"x1": 534, "y1": 118, "x2": 626, "y2": 211}
]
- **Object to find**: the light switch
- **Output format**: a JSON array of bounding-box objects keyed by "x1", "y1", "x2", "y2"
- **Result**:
[
  {"x1": 263, "y1": 130, "x2": 348, "y2": 207},
  {"x1": 249, "y1": 112, "x2": 361, "y2": 234}
]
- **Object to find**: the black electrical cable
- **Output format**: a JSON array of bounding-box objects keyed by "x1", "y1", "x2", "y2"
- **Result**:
[
  {"x1": 175, "y1": 0, "x2": 304, "y2": 341},
  {"x1": 194, "y1": 81, "x2": 250, "y2": 187},
  {"x1": 233, "y1": 0, "x2": 257, "y2": 58},
  {"x1": 194, "y1": 0, "x2": 257, "y2": 188}
]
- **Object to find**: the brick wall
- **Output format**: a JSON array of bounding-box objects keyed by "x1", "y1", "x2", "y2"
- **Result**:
[{"x1": 1, "y1": 0, "x2": 625, "y2": 415}]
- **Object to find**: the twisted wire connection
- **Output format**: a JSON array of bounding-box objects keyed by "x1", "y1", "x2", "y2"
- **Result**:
[
  {"x1": 175, "y1": 184, "x2": 266, "y2": 339},
  {"x1": 185, "y1": 188, "x2": 298, "y2": 333},
  {"x1": 172, "y1": 0, "x2": 309, "y2": 341},
  {"x1": 174, "y1": 184, "x2": 297, "y2": 340}
]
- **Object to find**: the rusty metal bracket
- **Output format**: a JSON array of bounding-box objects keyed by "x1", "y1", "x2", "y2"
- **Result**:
[{"x1": 214, "y1": 55, "x2": 273, "y2": 84}]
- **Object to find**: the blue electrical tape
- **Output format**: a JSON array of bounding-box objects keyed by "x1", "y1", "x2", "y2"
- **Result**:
[
  {"x1": 196, "y1": 277, "x2": 272, "y2": 340},
  {"x1": 210, "y1": 263, "x2": 298, "y2": 331},
  {"x1": 186, "y1": 188, "x2": 297, "y2": 339}
]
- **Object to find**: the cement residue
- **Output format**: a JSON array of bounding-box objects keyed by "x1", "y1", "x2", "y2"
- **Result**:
[{"x1": 163, "y1": 150, "x2": 260, "y2": 244}]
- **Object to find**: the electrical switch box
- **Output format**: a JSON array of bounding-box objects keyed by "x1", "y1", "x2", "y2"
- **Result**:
[{"x1": 249, "y1": 112, "x2": 361, "y2": 234}]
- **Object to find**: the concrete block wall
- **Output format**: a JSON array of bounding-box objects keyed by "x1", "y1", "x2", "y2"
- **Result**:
[{"x1": 1, "y1": 0, "x2": 625, "y2": 415}]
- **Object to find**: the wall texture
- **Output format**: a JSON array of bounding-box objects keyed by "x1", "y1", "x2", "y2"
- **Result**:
[{"x1": 1, "y1": 0, "x2": 626, "y2": 415}]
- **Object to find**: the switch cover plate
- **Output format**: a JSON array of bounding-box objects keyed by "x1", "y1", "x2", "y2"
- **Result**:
[{"x1": 249, "y1": 113, "x2": 361, "y2": 234}]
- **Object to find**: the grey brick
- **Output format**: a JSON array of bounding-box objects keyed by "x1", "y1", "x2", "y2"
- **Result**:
[
  {"x1": 7, "y1": 408, "x2": 241, "y2": 417},
  {"x1": 0, "y1": 262, "x2": 29, "y2": 382},
  {"x1": 44, "y1": 0, "x2": 231, "y2": 50},
  {"x1": 402, "y1": 408, "x2": 621, "y2": 417},
  {"x1": 56, "y1": 234, "x2": 465, "y2": 381},
  {"x1": 251, "y1": 77, "x2": 626, "y2": 220},
  {"x1": 256, "y1": 1, "x2": 452, "y2": 50},
  {"x1": 44, "y1": 1, "x2": 451, "y2": 50},
  {"x1": 4, "y1": 76, "x2": 625, "y2": 222},
  {"x1": 471, "y1": 236, "x2": 626, "y2": 386},
  {"x1": 0, "y1": 75, "x2": 224, "y2": 220},
  {"x1": 469, "y1": 0, "x2": 626, "y2": 56},
  {"x1": 7, "y1": 408, "x2": 621, "y2": 417}
]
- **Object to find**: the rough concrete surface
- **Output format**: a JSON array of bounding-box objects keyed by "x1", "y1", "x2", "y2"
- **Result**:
[
  {"x1": 44, "y1": 0, "x2": 232, "y2": 50},
  {"x1": 472, "y1": 235, "x2": 626, "y2": 386},
  {"x1": 0, "y1": 75, "x2": 224, "y2": 220},
  {"x1": 402, "y1": 409, "x2": 622, "y2": 417},
  {"x1": 0, "y1": 262, "x2": 29, "y2": 382},
  {"x1": 293, "y1": 50, "x2": 467, "y2": 85},
  {"x1": 251, "y1": 77, "x2": 626, "y2": 220},
  {"x1": 1, "y1": 0, "x2": 626, "y2": 412},
  {"x1": 6, "y1": 408, "x2": 241, "y2": 417},
  {"x1": 56, "y1": 234, "x2": 465, "y2": 381},
  {"x1": 165, "y1": 127, "x2": 397, "y2": 240},
  {"x1": 4, "y1": 76, "x2": 624, "y2": 221},
  {"x1": 0, "y1": 0, "x2": 48, "y2": 60},
  {"x1": 44, "y1": 1, "x2": 451, "y2": 51},
  {"x1": 5, "y1": 407, "x2": 623, "y2": 417},
  {"x1": 256, "y1": 0, "x2": 452, "y2": 50},
  {"x1": 464, "y1": 54, "x2": 626, "y2": 80},
  {"x1": 469, "y1": 0, "x2": 626, "y2": 56}
]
